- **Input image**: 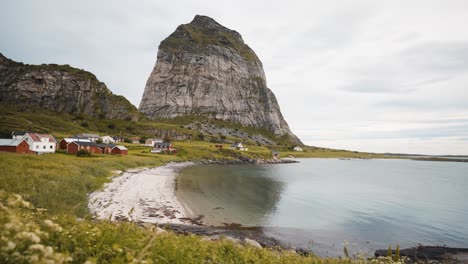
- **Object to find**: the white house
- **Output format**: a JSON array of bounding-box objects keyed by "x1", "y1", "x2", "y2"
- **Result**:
[
  {"x1": 145, "y1": 138, "x2": 163, "y2": 146},
  {"x1": 293, "y1": 146, "x2": 303, "y2": 152},
  {"x1": 100, "y1": 135, "x2": 115, "y2": 144},
  {"x1": 229, "y1": 142, "x2": 248, "y2": 151},
  {"x1": 22, "y1": 132, "x2": 57, "y2": 154}
]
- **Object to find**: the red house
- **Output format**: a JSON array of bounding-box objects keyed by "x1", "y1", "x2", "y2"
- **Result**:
[
  {"x1": 59, "y1": 137, "x2": 91, "y2": 149},
  {"x1": 110, "y1": 146, "x2": 128, "y2": 155},
  {"x1": 0, "y1": 139, "x2": 31, "y2": 154},
  {"x1": 67, "y1": 141, "x2": 103, "y2": 155}
]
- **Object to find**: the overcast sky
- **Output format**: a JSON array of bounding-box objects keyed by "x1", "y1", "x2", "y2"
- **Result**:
[{"x1": 1, "y1": 0, "x2": 467, "y2": 155}]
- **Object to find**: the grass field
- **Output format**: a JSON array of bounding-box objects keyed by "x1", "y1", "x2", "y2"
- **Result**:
[{"x1": 0, "y1": 104, "x2": 404, "y2": 263}]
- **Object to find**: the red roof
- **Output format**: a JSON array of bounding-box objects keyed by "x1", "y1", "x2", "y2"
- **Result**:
[{"x1": 26, "y1": 133, "x2": 57, "y2": 143}]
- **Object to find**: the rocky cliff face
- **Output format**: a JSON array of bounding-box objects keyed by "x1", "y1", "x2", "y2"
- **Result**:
[
  {"x1": 0, "y1": 53, "x2": 140, "y2": 120},
  {"x1": 139, "y1": 15, "x2": 300, "y2": 143}
]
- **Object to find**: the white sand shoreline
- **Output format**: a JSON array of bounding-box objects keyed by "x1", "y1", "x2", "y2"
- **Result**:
[{"x1": 88, "y1": 162, "x2": 195, "y2": 224}]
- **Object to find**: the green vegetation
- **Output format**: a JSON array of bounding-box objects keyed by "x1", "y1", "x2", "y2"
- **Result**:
[
  {"x1": 161, "y1": 23, "x2": 258, "y2": 62},
  {"x1": 76, "y1": 149, "x2": 92, "y2": 157},
  {"x1": 0, "y1": 103, "x2": 401, "y2": 263},
  {"x1": 0, "y1": 151, "x2": 178, "y2": 216},
  {"x1": 0, "y1": 192, "x2": 402, "y2": 264}
]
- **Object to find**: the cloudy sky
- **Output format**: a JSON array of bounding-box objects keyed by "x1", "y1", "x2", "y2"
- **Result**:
[{"x1": 2, "y1": 0, "x2": 467, "y2": 155}]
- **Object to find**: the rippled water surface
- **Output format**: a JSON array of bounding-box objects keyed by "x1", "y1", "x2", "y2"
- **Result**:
[{"x1": 176, "y1": 159, "x2": 468, "y2": 256}]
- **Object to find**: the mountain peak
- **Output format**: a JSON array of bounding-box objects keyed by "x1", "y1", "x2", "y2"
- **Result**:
[{"x1": 140, "y1": 16, "x2": 301, "y2": 143}]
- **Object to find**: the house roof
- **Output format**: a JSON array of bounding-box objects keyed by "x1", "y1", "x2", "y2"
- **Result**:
[
  {"x1": 96, "y1": 144, "x2": 116, "y2": 148},
  {"x1": 0, "y1": 138, "x2": 27, "y2": 147},
  {"x1": 100, "y1": 135, "x2": 113, "y2": 139},
  {"x1": 154, "y1": 142, "x2": 171, "y2": 147},
  {"x1": 12, "y1": 131, "x2": 28, "y2": 136},
  {"x1": 112, "y1": 146, "x2": 128, "y2": 150},
  {"x1": 62, "y1": 138, "x2": 91, "y2": 143},
  {"x1": 26, "y1": 133, "x2": 57, "y2": 143},
  {"x1": 77, "y1": 133, "x2": 100, "y2": 138},
  {"x1": 147, "y1": 138, "x2": 163, "y2": 141},
  {"x1": 70, "y1": 141, "x2": 99, "y2": 147}
]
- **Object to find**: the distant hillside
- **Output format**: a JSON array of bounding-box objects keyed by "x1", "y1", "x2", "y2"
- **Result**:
[{"x1": 0, "y1": 53, "x2": 141, "y2": 121}]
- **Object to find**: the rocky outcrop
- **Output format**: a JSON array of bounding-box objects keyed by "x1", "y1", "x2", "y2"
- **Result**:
[
  {"x1": 139, "y1": 15, "x2": 301, "y2": 143},
  {"x1": 0, "y1": 53, "x2": 141, "y2": 120}
]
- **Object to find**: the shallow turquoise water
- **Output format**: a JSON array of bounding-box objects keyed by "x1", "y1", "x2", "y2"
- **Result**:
[{"x1": 176, "y1": 159, "x2": 468, "y2": 256}]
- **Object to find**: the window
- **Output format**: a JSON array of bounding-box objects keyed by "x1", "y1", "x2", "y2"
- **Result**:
[
  {"x1": 50, "y1": 145, "x2": 53, "y2": 149},
  {"x1": 43, "y1": 146, "x2": 46, "y2": 149},
  {"x1": 36, "y1": 145, "x2": 39, "y2": 149}
]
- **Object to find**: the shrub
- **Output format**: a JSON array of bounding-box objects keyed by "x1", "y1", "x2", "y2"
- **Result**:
[
  {"x1": 197, "y1": 133, "x2": 205, "y2": 140},
  {"x1": 107, "y1": 123, "x2": 116, "y2": 129},
  {"x1": 163, "y1": 134, "x2": 172, "y2": 142},
  {"x1": 95, "y1": 139, "x2": 103, "y2": 144},
  {"x1": 76, "y1": 149, "x2": 91, "y2": 157},
  {"x1": 139, "y1": 136, "x2": 148, "y2": 144},
  {"x1": 80, "y1": 122, "x2": 89, "y2": 127},
  {"x1": 123, "y1": 138, "x2": 132, "y2": 143}
]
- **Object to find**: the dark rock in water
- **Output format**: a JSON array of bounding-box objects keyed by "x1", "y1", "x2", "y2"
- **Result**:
[
  {"x1": 139, "y1": 15, "x2": 301, "y2": 144},
  {"x1": 0, "y1": 53, "x2": 141, "y2": 120},
  {"x1": 375, "y1": 246, "x2": 468, "y2": 263}
]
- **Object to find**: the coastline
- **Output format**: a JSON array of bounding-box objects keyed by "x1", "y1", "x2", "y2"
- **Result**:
[
  {"x1": 87, "y1": 158, "x2": 297, "y2": 225},
  {"x1": 88, "y1": 162, "x2": 195, "y2": 225}
]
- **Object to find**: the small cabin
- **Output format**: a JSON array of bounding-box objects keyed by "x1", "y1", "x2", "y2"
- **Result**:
[
  {"x1": 293, "y1": 146, "x2": 303, "y2": 152},
  {"x1": 229, "y1": 142, "x2": 248, "y2": 151},
  {"x1": 96, "y1": 144, "x2": 116, "y2": 154},
  {"x1": 59, "y1": 137, "x2": 91, "y2": 149},
  {"x1": 0, "y1": 138, "x2": 31, "y2": 154},
  {"x1": 151, "y1": 142, "x2": 176, "y2": 153},
  {"x1": 272, "y1": 151, "x2": 279, "y2": 159},
  {"x1": 145, "y1": 138, "x2": 163, "y2": 146},
  {"x1": 111, "y1": 146, "x2": 128, "y2": 155},
  {"x1": 67, "y1": 141, "x2": 103, "y2": 155}
]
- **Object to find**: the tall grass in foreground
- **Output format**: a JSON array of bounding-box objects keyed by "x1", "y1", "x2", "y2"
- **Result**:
[
  {"x1": 0, "y1": 191, "x2": 407, "y2": 264},
  {"x1": 0, "y1": 152, "x2": 179, "y2": 216}
]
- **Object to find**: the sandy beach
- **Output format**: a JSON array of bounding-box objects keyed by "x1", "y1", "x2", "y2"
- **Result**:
[{"x1": 88, "y1": 162, "x2": 194, "y2": 224}]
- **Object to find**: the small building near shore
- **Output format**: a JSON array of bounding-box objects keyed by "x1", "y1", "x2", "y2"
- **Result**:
[
  {"x1": 145, "y1": 138, "x2": 163, "y2": 146},
  {"x1": 67, "y1": 141, "x2": 103, "y2": 155},
  {"x1": 230, "y1": 142, "x2": 248, "y2": 151},
  {"x1": 272, "y1": 151, "x2": 279, "y2": 159},
  {"x1": 59, "y1": 137, "x2": 91, "y2": 149},
  {"x1": 151, "y1": 142, "x2": 176, "y2": 153},
  {"x1": 293, "y1": 146, "x2": 303, "y2": 152},
  {"x1": 23, "y1": 133, "x2": 57, "y2": 154},
  {"x1": 96, "y1": 144, "x2": 116, "y2": 154},
  {"x1": 0, "y1": 138, "x2": 31, "y2": 154},
  {"x1": 111, "y1": 146, "x2": 128, "y2": 155}
]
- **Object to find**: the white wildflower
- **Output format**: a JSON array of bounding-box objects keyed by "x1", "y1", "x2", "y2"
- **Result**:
[
  {"x1": 43, "y1": 219, "x2": 63, "y2": 232},
  {"x1": 16, "y1": 231, "x2": 41, "y2": 243},
  {"x1": 1, "y1": 241, "x2": 16, "y2": 251}
]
